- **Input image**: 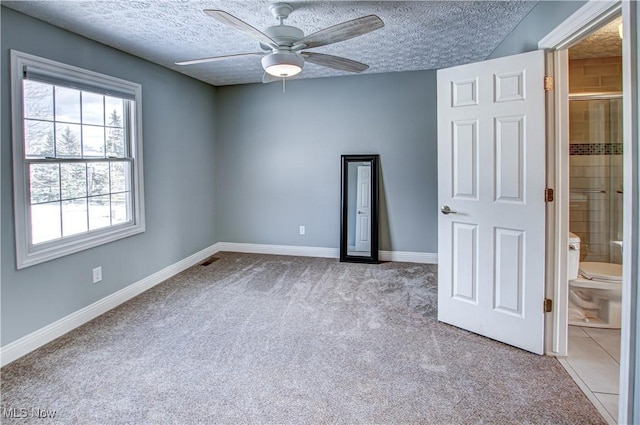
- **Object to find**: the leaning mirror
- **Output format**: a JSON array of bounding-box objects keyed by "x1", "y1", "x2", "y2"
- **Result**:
[{"x1": 340, "y1": 154, "x2": 379, "y2": 263}]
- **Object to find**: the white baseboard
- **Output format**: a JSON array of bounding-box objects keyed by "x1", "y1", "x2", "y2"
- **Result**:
[
  {"x1": 0, "y1": 244, "x2": 219, "y2": 367},
  {"x1": 379, "y1": 250, "x2": 438, "y2": 264},
  {"x1": 1, "y1": 242, "x2": 436, "y2": 367},
  {"x1": 215, "y1": 242, "x2": 339, "y2": 259},
  {"x1": 216, "y1": 242, "x2": 438, "y2": 264}
]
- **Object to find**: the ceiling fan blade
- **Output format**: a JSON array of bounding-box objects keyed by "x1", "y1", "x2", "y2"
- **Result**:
[
  {"x1": 175, "y1": 52, "x2": 264, "y2": 66},
  {"x1": 302, "y1": 52, "x2": 369, "y2": 73},
  {"x1": 293, "y1": 15, "x2": 384, "y2": 50},
  {"x1": 204, "y1": 10, "x2": 277, "y2": 48}
]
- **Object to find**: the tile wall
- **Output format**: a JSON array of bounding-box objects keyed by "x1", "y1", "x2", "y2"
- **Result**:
[{"x1": 569, "y1": 57, "x2": 622, "y2": 93}]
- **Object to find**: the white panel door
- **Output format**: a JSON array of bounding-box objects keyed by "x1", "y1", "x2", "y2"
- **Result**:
[
  {"x1": 437, "y1": 50, "x2": 546, "y2": 354},
  {"x1": 355, "y1": 165, "x2": 372, "y2": 252}
]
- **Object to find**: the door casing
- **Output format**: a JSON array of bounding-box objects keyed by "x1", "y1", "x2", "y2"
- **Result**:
[{"x1": 539, "y1": 1, "x2": 638, "y2": 423}]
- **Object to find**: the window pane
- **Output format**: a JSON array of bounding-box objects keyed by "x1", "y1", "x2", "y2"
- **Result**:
[
  {"x1": 106, "y1": 125, "x2": 125, "y2": 157},
  {"x1": 82, "y1": 125, "x2": 105, "y2": 157},
  {"x1": 24, "y1": 80, "x2": 53, "y2": 120},
  {"x1": 89, "y1": 195, "x2": 111, "y2": 230},
  {"x1": 31, "y1": 202, "x2": 61, "y2": 244},
  {"x1": 62, "y1": 199, "x2": 88, "y2": 237},
  {"x1": 87, "y1": 162, "x2": 109, "y2": 196},
  {"x1": 105, "y1": 97, "x2": 123, "y2": 126},
  {"x1": 30, "y1": 163, "x2": 60, "y2": 204},
  {"x1": 61, "y1": 163, "x2": 87, "y2": 200},
  {"x1": 25, "y1": 120, "x2": 54, "y2": 158},
  {"x1": 55, "y1": 124, "x2": 82, "y2": 157},
  {"x1": 110, "y1": 162, "x2": 130, "y2": 193},
  {"x1": 105, "y1": 97, "x2": 125, "y2": 157},
  {"x1": 111, "y1": 192, "x2": 131, "y2": 225},
  {"x1": 55, "y1": 86, "x2": 81, "y2": 123},
  {"x1": 82, "y1": 92, "x2": 104, "y2": 126}
]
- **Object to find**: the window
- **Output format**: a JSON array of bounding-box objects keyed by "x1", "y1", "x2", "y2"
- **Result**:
[{"x1": 11, "y1": 50, "x2": 145, "y2": 269}]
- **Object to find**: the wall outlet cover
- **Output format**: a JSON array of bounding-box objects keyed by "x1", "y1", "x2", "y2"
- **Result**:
[{"x1": 92, "y1": 266, "x2": 102, "y2": 283}]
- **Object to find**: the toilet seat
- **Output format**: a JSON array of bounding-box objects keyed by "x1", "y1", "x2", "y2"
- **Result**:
[
  {"x1": 579, "y1": 262, "x2": 622, "y2": 282},
  {"x1": 570, "y1": 276, "x2": 621, "y2": 291}
]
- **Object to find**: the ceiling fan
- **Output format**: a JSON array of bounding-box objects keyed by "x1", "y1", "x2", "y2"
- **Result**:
[{"x1": 176, "y1": 3, "x2": 385, "y2": 83}]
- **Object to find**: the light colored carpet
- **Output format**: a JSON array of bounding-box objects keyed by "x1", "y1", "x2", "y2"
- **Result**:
[{"x1": 1, "y1": 252, "x2": 606, "y2": 424}]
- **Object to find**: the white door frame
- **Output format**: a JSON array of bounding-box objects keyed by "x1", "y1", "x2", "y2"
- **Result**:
[
  {"x1": 539, "y1": 1, "x2": 638, "y2": 423},
  {"x1": 540, "y1": 0, "x2": 621, "y2": 359}
]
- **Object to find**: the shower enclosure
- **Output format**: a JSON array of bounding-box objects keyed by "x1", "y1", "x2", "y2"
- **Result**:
[{"x1": 569, "y1": 93, "x2": 623, "y2": 264}]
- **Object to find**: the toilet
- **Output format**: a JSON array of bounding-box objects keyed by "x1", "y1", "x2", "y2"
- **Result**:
[{"x1": 568, "y1": 232, "x2": 623, "y2": 329}]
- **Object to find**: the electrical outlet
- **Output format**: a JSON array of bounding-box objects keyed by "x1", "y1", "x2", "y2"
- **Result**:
[
  {"x1": 299, "y1": 225, "x2": 305, "y2": 235},
  {"x1": 92, "y1": 266, "x2": 102, "y2": 284}
]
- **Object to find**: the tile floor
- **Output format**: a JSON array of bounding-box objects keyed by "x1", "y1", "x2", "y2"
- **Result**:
[{"x1": 559, "y1": 326, "x2": 621, "y2": 425}]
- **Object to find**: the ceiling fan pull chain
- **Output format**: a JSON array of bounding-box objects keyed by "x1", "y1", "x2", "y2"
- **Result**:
[{"x1": 282, "y1": 77, "x2": 286, "y2": 93}]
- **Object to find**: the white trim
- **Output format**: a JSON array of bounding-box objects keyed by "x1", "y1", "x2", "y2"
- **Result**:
[
  {"x1": 544, "y1": 48, "x2": 571, "y2": 358},
  {"x1": 215, "y1": 242, "x2": 339, "y2": 259},
  {"x1": 553, "y1": 48, "x2": 571, "y2": 357},
  {"x1": 538, "y1": 1, "x2": 621, "y2": 50},
  {"x1": 215, "y1": 242, "x2": 438, "y2": 264},
  {"x1": 0, "y1": 244, "x2": 218, "y2": 367},
  {"x1": 379, "y1": 250, "x2": 437, "y2": 264},
  {"x1": 619, "y1": 2, "x2": 639, "y2": 423}
]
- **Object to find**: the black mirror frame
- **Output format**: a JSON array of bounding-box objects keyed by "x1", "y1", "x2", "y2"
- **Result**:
[{"x1": 340, "y1": 154, "x2": 379, "y2": 263}]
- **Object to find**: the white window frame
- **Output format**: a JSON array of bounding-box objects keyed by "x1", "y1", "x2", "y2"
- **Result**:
[{"x1": 10, "y1": 50, "x2": 145, "y2": 269}]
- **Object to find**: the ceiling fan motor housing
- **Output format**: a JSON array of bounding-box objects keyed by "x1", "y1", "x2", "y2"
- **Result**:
[{"x1": 264, "y1": 25, "x2": 304, "y2": 48}]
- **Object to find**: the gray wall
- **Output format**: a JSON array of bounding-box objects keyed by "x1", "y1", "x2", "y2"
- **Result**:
[
  {"x1": 1, "y1": 8, "x2": 218, "y2": 346},
  {"x1": 214, "y1": 71, "x2": 438, "y2": 253},
  {"x1": 488, "y1": 1, "x2": 587, "y2": 59},
  {"x1": 213, "y1": 0, "x2": 589, "y2": 255}
]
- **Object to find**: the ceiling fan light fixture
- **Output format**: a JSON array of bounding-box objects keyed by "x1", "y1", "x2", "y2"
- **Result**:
[{"x1": 262, "y1": 52, "x2": 304, "y2": 77}]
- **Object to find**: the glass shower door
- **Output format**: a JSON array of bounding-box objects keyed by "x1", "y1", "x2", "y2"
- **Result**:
[{"x1": 568, "y1": 95, "x2": 623, "y2": 264}]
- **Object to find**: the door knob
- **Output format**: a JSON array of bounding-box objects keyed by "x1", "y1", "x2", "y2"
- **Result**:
[{"x1": 441, "y1": 205, "x2": 457, "y2": 215}]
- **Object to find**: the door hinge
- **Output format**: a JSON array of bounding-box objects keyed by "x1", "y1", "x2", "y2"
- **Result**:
[
  {"x1": 544, "y1": 75, "x2": 554, "y2": 91},
  {"x1": 545, "y1": 188, "x2": 554, "y2": 202},
  {"x1": 544, "y1": 298, "x2": 553, "y2": 313}
]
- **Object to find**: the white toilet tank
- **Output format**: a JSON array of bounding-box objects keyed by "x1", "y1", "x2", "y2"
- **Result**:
[{"x1": 568, "y1": 232, "x2": 581, "y2": 280}]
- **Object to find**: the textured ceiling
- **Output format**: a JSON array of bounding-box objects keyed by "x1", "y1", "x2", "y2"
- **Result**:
[
  {"x1": 569, "y1": 16, "x2": 622, "y2": 60},
  {"x1": 3, "y1": 1, "x2": 539, "y2": 86}
]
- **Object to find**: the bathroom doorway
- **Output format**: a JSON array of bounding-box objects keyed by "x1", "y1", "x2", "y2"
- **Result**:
[
  {"x1": 558, "y1": 15, "x2": 623, "y2": 425},
  {"x1": 538, "y1": 1, "x2": 639, "y2": 422}
]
